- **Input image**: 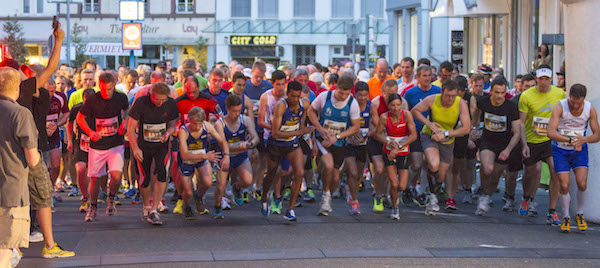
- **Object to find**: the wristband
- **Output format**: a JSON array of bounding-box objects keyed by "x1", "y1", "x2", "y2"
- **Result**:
[{"x1": 569, "y1": 137, "x2": 572, "y2": 144}]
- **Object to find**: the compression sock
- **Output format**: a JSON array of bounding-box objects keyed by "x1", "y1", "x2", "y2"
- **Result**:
[
  {"x1": 559, "y1": 193, "x2": 570, "y2": 218},
  {"x1": 577, "y1": 190, "x2": 586, "y2": 214}
]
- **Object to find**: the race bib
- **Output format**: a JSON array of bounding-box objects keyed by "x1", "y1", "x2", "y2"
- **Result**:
[
  {"x1": 143, "y1": 123, "x2": 167, "y2": 143},
  {"x1": 532, "y1": 116, "x2": 550, "y2": 136},
  {"x1": 474, "y1": 122, "x2": 484, "y2": 139},
  {"x1": 46, "y1": 113, "x2": 58, "y2": 124},
  {"x1": 184, "y1": 149, "x2": 206, "y2": 164},
  {"x1": 279, "y1": 122, "x2": 300, "y2": 141},
  {"x1": 557, "y1": 129, "x2": 585, "y2": 150},
  {"x1": 484, "y1": 113, "x2": 507, "y2": 132},
  {"x1": 80, "y1": 134, "x2": 90, "y2": 152},
  {"x1": 96, "y1": 116, "x2": 119, "y2": 137},
  {"x1": 386, "y1": 136, "x2": 409, "y2": 153},
  {"x1": 252, "y1": 100, "x2": 260, "y2": 117},
  {"x1": 358, "y1": 128, "x2": 369, "y2": 145},
  {"x1": 323, "y1": 120, "x2": 347, "y2": 136},
  {"x1": 303, "y1": 133, "x2": 313, "y2": 149}
]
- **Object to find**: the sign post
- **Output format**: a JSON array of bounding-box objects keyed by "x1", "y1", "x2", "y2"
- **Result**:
[{"x1": 119, "y1": 0, "x2": 144, "y2": 69}]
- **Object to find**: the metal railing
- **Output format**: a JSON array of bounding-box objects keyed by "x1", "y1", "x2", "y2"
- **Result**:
[{"x1": 203, "y1": 19, "x2": 391, "y2": 35}]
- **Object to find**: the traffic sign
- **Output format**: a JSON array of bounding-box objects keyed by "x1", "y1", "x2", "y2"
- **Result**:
[
  {"x1": 119, "y1": 0, "x2": 145, "y2": 21},
  {"x1": 122, "y1": 23, "x2": 142, "y2": 50}
]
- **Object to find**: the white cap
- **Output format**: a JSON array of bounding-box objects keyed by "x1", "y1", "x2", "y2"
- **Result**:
[
  {"x1": 265, "y1": 65, "x2": 276, "y2": 80},
  {"x1": 357, "y1": 70, "x2": 370, "y2": 82},
  {"x1": 243, "y1": 68, "x2": 252, "y2": 78},
  {"x1": 536, "y1": 68, "x2": 552, "y2": 78}
]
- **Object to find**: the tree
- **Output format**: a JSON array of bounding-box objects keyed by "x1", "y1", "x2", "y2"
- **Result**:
[
  {"x1": 2, "y1": 16, "x2": 28, "y2": 64},
  {"x1": 71, "y1": 22, "x2": 89, "y2": 68},
  {"x1": 191, "y1": 36, "x2": 208, "y2": 70}
]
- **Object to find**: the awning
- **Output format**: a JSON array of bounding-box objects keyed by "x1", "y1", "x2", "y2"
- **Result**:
[{"x1": 430, "y1": 0, "x2": 510, "y2": 18}]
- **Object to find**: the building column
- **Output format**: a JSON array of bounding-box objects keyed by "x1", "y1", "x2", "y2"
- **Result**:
[{"x1": 563, "y1": 0, "x2": 600, "y2": 223}]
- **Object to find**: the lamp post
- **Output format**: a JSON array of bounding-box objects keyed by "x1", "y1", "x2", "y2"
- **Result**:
[{"x1": 119, "y1": 0, "x2": 145, "y2": 69}]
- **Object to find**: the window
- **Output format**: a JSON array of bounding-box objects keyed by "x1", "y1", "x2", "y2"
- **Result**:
[
  {"x1": 332, "y1": 0, "x2": 352, "y2": 18},
  {"x1": 259, "y1": 0, "x2": 278, "y2": 18},
  {"x1": 83, "y1": 0, "x2": 99, "y2": 13},
  {"x1": 361, "y1": 0, "x2": 383, "y2": 17},
  {"x1": 23, "y1": 0, "x2": 30, "y2": 13},
  {"x1": 294, "y1": 45, "x2": 315, "y2": 65},
  {"x1": 294, "y1": 0, "x2": 314, "y2": 18},
  {"x1": 232, "y1": 0, "x2": 251, "y2": 17},
  {"x1": 36, "y1": 0, "x2": 43, "y2": 13},
  {"x1": 177, "y1": 0, "x2": 194, "y2": 14}
]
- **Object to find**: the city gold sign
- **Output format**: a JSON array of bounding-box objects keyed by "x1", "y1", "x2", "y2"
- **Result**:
[{"x1": 230, "y1": 35, "x2": 277, "y2": 45}]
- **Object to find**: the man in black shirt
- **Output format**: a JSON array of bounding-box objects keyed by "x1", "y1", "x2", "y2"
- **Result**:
[
  {"x1": 128, "y1": 82, "x2": 179, "y2": 225},
  {"x1": 77, "y1": 73, "x2": 129, "y2": 222},
  {"x1": 471, "y1": 77, "x2": 521, "y2": 216}
]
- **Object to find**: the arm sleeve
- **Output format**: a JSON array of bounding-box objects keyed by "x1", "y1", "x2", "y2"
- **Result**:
[
  {"x1": 128, "y1": 100, "x2": 141, "y2": 120},
  {"x1": 122, "y1": 93, "x2": 130, "y2": 111},
  {"x1": 310, "y1": 93, "x2": 326, "y2": 113},
  {"x1": 68, "y1": 107, "x2": 77, "y2": 122},
  {"x1": 79, "y1": 95, "x2": 92, "y2": 116},
  {"x1": 510, "y1": 102, "x2": 520, "y2": 121},
  {"x1": 168, "y1": 101, "x2": 179, "y2": 121},
  {"x1": 349, "y1": 99, "x2": 361, "y2": 120},
  {"x1": 15, "y1": 108, "x2": 39, "y2": 149},
  {"x1": 518, "y1": 93, "x2": 528, "y2": 113}
]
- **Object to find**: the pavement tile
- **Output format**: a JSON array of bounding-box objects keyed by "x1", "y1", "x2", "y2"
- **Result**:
[
  {"x1": 427, "y1": 247, "x2": 540, "y2": 258},
  {"x1": 19, "y1": 255, "x2": 102, "y2": 268},
  {"x1": 100, "y1": 251, "x2": 214, "y2": 265},
  {"x1": 321, "y1": 247, "x2": 433, "y2": 258},
  {"x1": 533, "y1": 248, "x2": 600, "y2": 259},
  {"x1": 212, "y1": 248, "x2": 325, "y2": 261}
]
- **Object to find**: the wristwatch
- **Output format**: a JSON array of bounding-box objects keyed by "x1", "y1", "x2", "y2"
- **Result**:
[
  {"x1": 335, "y1": 134, "x2": 341, "y2": 140},
  {"x1": 444, "y1": 131, "x2": 450, "y2": 138}
]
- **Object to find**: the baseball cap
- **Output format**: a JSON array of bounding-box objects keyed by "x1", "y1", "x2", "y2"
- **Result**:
[
  {"x1": 357, "y1": 70, "x2": 370, "y2": 82},
  {"x1": 536, "y1": 68, "x2": 552, "y2": 78},
  {"x1": 243, "y1": 68, "x2": 252, "y2": 78},
  {"x1": 478, "y1": 65, "x2": 492, "y2": 75}
]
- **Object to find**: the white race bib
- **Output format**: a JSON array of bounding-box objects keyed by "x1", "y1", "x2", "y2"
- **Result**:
[
  {"x1": 279, "y1": 123, "x2": 300, "y2": 142},
  {"x1": 95, "y1": 116, "x2": 119, "y2": 137},
  {"x1": 184, "y1": 149, "x2": 207, "y2": 164},
  {"x1": 532, "y1": 116, "x2": 550, "y2": 136},
  {"x1": 80, "y1": 134, "x2": 90, "y2": 152},
  {"x1": 143, "y1": 123, "x2": 166, "y2": 143},
  {"x1": 323, "y1": 119, "x2": 347, "y2": 136},
  {"x1": 557, "y1": 129, "x2": 585, "y2": 150},
  {"x1": 386, "y1": 136, "x2": 409, "y2": 153},
  {"x1": 484, "y1": 113, "x2": 507, "y2": 132}
]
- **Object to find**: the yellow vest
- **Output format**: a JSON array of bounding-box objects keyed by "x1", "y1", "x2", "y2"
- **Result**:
[{"x1": 422, "y1": 94, "x2": 460, "y2": 144}]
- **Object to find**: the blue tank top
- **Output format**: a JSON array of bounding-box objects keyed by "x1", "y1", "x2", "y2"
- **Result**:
[
  {"x1": 220, "y1": 115, "x2": 247, "y2": 156},
  {"x1": 318, "y1": 91, "x2": 354, "y2": 147},
  {"x1": 179, "y1": 124, "x2": 209, "y2": 164},
  {"x1": 268, "y1": 99, "x2": 304, "y2": 147},
  {"x1": 347, "y1": 100, "x2": 371, "y2": 146}
]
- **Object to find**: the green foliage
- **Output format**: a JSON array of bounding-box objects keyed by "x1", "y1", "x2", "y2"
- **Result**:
[
  {"x1": 191, "y1": 36, "x2": 208, "y2": 69},
  {"x1": 2, "y1": 16, "x2": 28, "y2": 64},
  {"x1": 71, "y1": 22, "x2": 89, "y2": 68}
]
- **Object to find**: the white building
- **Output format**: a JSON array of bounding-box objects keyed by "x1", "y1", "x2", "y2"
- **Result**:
[
  {"x1": 211, "y1": 0, "x2": 390, "y2": 67},
  {"x1": 0, "y1": 0, "x2": 215, "y2": 69}
]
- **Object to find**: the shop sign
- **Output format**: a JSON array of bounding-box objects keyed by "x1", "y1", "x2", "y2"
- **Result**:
[
  {"x1": 230, "y1": 35, "x2": 277, "y2": 45},
  {"x1": 85, "y1": 42, "x2": 142, "y2": 56},
  {"x1": 122, "y1": 23, "x2": 142, "y2": 50}
]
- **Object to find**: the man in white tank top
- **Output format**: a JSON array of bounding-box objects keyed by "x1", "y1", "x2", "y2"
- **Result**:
[{"x1": 547, "y1": 84, "x2": 600, "y2": 233}]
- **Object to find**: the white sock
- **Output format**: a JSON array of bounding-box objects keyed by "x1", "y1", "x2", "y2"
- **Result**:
[
  {"x1": 577, "y1": 190, "x2": 586, "y2": 215},
  {"x1": 559, "y1": 193, "x2": 570, "y2": 218}
]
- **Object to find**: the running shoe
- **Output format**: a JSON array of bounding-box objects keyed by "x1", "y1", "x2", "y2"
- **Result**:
[
  {"x1": 271, "y1": 199, "x2": 282, "y2": 214},
  {"x1": 390, "y1": 207, "x2": 400, "y2": 220},
  {"x1": 575, "y1": 214, "x2": 588, "y2": 231},
  {"x1": 243, "y1": 191, "x2": 250, "y2": 203},
  {"x1": 445, "y1": 198, "x2": 458, "y2": 210},
  {"x1": 502, "y1": 198, "x2": 514, "y2": 212},
  {"x1": 413, "y1": 193, "x2": 426, "y2": 207},
  {"x1": 79, "y1": 198, "x2": 89, "y2": 213},
  {"x1": 68, "y1": 185, "x2": 79, "y2": 197},
  {"x1": 560, "y1": 217, "x2": 571, "y2": 233},
  {"x1": 85, "y1": 206, "x2": 96, "y2": 222},
  {"x1": 173, "y1": 199, "x2": 183, "y2": 214},
  {"x1": 125, "y1": 188, "x2": 136, "y2": 199},
  {"x1": 283, "y1": 187, "x2": 291, "y2": 200},
  {"x1": 373, "y1": 197, "x2": 384, "y2": 212},
  {"x1": 518, "y1": 200, "x2": 528, "y2": 216},
  {"x1": 254, "y1": 190, "x2": 262, "y2": 201},
  {"x1": 148, "y1": 211, "x2": 163, "y2": 225},
  {"x1": 213, "y1": 207, "x2": 224, "y2": 219},
  {"x1": 284, "y1": 209, "x2": 297, "y2": 221},
  {"x1": 97, "y1": 191, "x2": 105, "y2": 204},
  {"x1": 132, "y1": 191, "x2": 141, "y2": 204},
  {"x1": 114, "y1": 195, "x2": 121, "y2": 206},
  {"x1": 429, "y1": 194, "x2": 440, "y2": 212},
  {"x1": 41, "y1": 243, "x2": 75, "y2": 259},
  {"x1": 462, "y1": 191, "x2": 473, "y2": 204},
  {"x1": 141, "y1": 207, "x2": 150, "y2": 222},
  {"x1": 350, "y1": 200, "x2": 361, "y2": 215},
  {"x1": 318, "y1": 194, "x2": 331, "y2": 216},
  {"x1": 475, "y1": 195, "x2": 490, "y2": 216},
  {"x1": 184, "y1": 206, "x2": 195, "y2": 220},
  {"x1": 166, "y1": 182, "x2": 175, "y2": 192},
  {"x1": 233, "y1": 186, "x2": 244, "y2": 206},
  {"x1": 527, "y1": 201, "x2": 538, "y2": 216},
  {"x1": 261, "y1": 202, "x2": 270, "y2": 217},
  {"x1": 401, "y1": 190, "x2": 412, "y2": 206},
  {"x1": 10, "y1": 247, "x2": 22, "y2": 267},
  {"x1": 106, "y1": 196, "x2": 116, "y2": 216},
  {"x1": 221, "y1": 197, "x2": 232, "y2": 210},
  {"x1": 169, "y1": 191, "x2": 180, "y2": 204},
  {"x1": 29, "y1": 231, "x2": 43, "y2": 243},
  {"x1": 195, "y1": 199, "x2": 209, "y2": 215},
  {"x1": 158, "y1": 199, "x2": 169, "y2": 213},
  {"x1": 304, "y1": 189, "x2": 316, "y2": 203},
  {"x1": 547, "y1": 211, "x2": 561, "y2": 226},
  {"x1": 382, "y1": 196, "x2": 393, "y2": 209},
  {"x1": 55, "y1": 182, "x2": 65, "y2": 193},
  {"x1": 53, "y1": 192, "x2": 63, "y2": 202}
]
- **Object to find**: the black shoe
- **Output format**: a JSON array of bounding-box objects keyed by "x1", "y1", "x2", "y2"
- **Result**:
[
  {"x1": 170, "y1": 192, "x2": 180, "y2": 204},
  {"x1": 402, "y1": 190, "x2": 413, "y2": 206},
  {"x1": 184, "y1": 206, "x2": 195, "y2": 220}
]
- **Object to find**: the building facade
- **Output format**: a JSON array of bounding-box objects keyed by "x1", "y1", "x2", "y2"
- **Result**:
[
  {"x1": 1, "y1": 0, "x2": 215, "y2": 69},
  {"x1": 211, "y1": 0, "x2": 390, "y2": 67}
]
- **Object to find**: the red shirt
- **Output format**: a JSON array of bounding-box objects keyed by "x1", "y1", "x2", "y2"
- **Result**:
[
  {"x1": 222, "y1": 81, "x2": 233, "y2": 91},
  {"x1": 175, "y1": 94, "x2": 219, "y2": 125},
  {"x1": 382, "y1": 110, "x2": 409, "y2": 156}
]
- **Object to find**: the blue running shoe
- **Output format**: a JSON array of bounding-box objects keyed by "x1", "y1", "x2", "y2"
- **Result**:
[
  {"x1": 547, "y1": 211, "x2": 561, "y2": 226},
  {"x1": 233, "y1": 186, "x2": 244, "y2": 206},
  {"x1": 283, "y1": 209, "x2": 297, "y2": 221},
  {"x1": 518, "y1": 200, "x2": 528, "y2": 216},
  {"x1": 132, "y1": 192, "x2": 141, "y2": 204},
  {"x1": 260, "y1": 202, "x2": 270, "y2": 217},
  {"x1": 213, "y1": 207, "x2": 224, "y2": 219},
  {"x1": 52, "y1": 196, "x2": 57, "y2": 206},
  {"x1": 125, "y1": 188, "x2": 136, "y2": 199},
  {"x1": 68, "y1": 185, "x2": 79, "y2": 197}
]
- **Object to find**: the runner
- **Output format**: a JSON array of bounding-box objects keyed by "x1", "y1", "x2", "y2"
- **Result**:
[
  {"x1": 230, "y1": 72, "x2": 254, "y2": 119},
  {"x1": 214, "y1": 94, "x2": 259, "y2": 219},
  {"x1": 67, "y1": 88, "x2": 97, "y2": 213},
  {"x1": 547, "y1": 84, "x2": 600, "y2": 232},
  {"x1": 344, "y1": 82, "x2": 371, "y2": 214},
  {"x1": 373, "y1": 93, "x2": 417, "y2": 219},
  {"x1": 308, "y1": 72, "x2": 361, "y2": 216},
  {"x1": 177, "y1": 107, "x2": 229, "y2": 219},
  {"x1": 470, "y1": 77, "x2": 521, "y2": 215},
  {"x1": 517, "y1": 64, "x2": 566, "y2": 225},
  {"x1": 411, "y1": 80, "x2": 471, "y2": 215},
  {"x1": 44, "y1": 79, "x2": 69, "y2": 202},
  {"x1": 403, "y1": 65, "x2": 441, "y2": 206},
  {"x1": 262, "y1": 81, "x2": 313, "y2": 220},
  {"x1": 77, "y1": 73, "x2": 129, "y2": 222},
  {"x1": 257, "y1": 70, "x2": 289, "y2": 214},
  {"x1": 397, "y1": 57, "x2": 417, "y2": 96},
  {"x1": 127, "y1": 82, "x2": 179, "y2": 225},
  {"x1": 201, "y1": 68, "x2": 230, "y2": 114}
]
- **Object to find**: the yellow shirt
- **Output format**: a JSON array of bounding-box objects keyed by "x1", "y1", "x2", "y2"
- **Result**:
[
  {"x1": 432, "y1": 79, "x2": 442, "y2": 88},
  {"x1": 422, "y1": 94, "x2": 461, "y2": 144},
  {"x1": 518, "y1": 86, "x2": 566, "y2": 144},
  {"x1": 68, "y1": 87, "x2": 126, "y2": 109}
]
